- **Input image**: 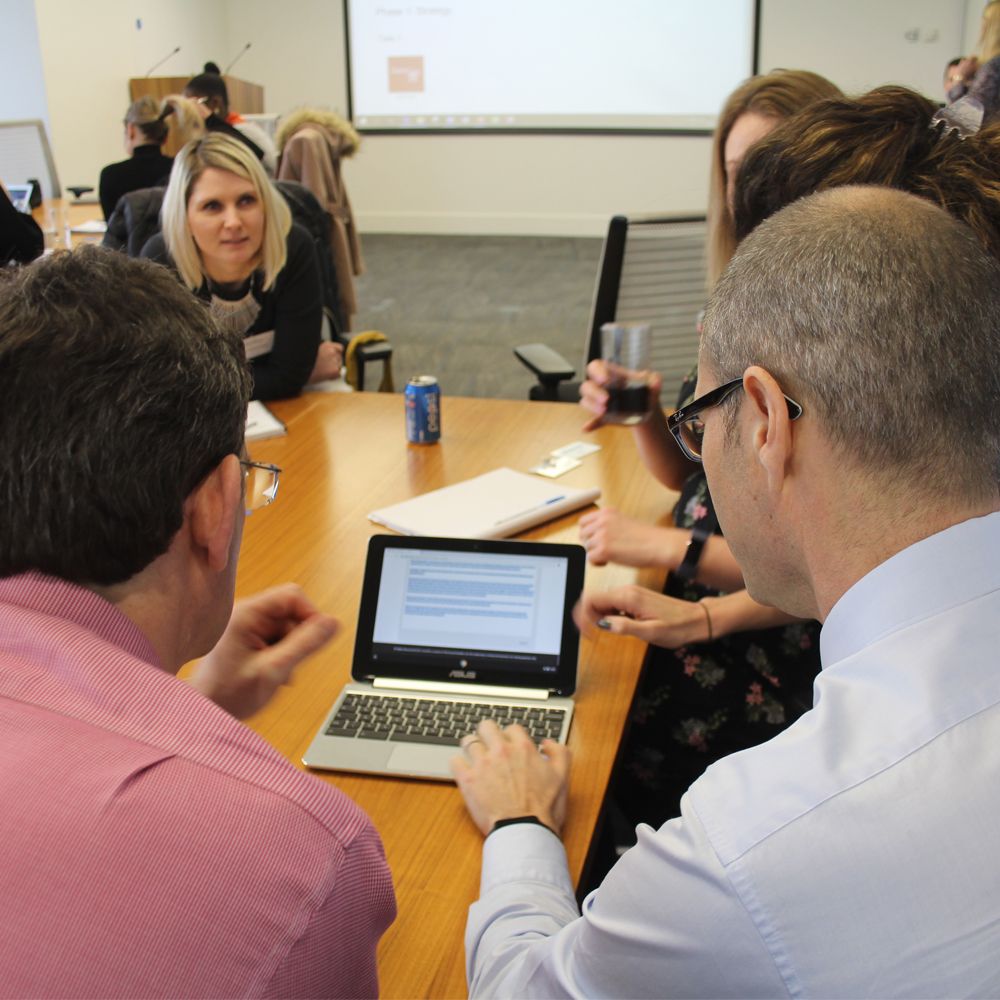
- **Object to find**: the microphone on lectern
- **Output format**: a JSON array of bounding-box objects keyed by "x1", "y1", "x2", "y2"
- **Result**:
[
  {"x1": 224, "y1": 43, "x2": 252, "y2": 75},
  {"x1": 145, "y1": 46, "x2": 181, "y2": 78}
]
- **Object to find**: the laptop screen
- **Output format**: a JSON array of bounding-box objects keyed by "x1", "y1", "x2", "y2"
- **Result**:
[{"x1": 354, "y1": 535, "x2": 585, "y2": 694}]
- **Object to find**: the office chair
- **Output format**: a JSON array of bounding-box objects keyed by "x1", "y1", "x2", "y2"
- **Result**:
[{"x1": 515, "y1": 214, "x2": 707, "y2": 402}]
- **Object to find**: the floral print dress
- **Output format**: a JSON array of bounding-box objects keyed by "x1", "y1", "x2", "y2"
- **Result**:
[{"x1": 612, "y1": 372, "x2": 822, "y2": 833}]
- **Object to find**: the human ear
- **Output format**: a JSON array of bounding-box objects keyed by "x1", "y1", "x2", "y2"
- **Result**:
[
  {"x1": 185, "y1": 454, "x2": 243, "y2": 573},
  {"x1": 742, "y1": 366, "x2": 794, "y2": 494}
]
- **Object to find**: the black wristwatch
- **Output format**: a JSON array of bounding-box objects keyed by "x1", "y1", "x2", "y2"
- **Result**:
[{"x1": 674, "y1": 522, "x2": 713, "y2": 581}]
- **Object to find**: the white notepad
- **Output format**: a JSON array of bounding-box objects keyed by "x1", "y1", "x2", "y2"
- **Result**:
[
  {"x1": 245, "y1": 400, "x2": 286, "y2": 441},
  {"x1": 368, "y1": 467, "x2": 600, "y2": 539}
]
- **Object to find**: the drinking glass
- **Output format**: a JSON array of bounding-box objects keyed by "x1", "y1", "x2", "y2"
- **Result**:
[{"x1": 600, "y1": 322, "x2": 652, "y2": 425}]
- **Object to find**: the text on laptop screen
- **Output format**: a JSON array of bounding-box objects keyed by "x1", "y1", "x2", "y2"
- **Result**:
[{"x1": 371, "y1": 548, "x2": 568, "y2": 672}]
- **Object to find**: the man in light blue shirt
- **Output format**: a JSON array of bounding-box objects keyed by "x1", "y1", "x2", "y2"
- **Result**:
[{"x1": 451, "y1": 187, "x2": 1000, "y2": 997}]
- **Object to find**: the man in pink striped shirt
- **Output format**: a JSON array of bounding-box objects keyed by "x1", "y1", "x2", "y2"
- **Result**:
[{"x1": 0, "y1": 247, "x2": 395, "y2": 998}]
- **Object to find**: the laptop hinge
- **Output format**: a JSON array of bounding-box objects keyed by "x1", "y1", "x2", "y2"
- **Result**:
[{"x1": 373, "y1": 677, "x2": 550, "y2": 700}]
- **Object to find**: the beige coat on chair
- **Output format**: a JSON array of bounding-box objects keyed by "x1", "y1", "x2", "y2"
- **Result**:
[{"x1": 276, "y1": 110, "x2": 363, "y2": 328}]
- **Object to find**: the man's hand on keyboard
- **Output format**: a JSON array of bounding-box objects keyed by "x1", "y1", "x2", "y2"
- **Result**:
[
  {"x1": 189, "y1": 584, "x2": 338, "y2": 720},
  {"x1": 450, "y1": 719, "x2": 571, "y2": 838}
]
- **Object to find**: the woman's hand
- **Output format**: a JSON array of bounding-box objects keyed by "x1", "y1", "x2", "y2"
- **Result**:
[
  {"x1": 578, "y1": 507, "x2": 685, "y2": 569},
  {"x1": 308, "y1": 340, "x2": 345, "y2": 383},
  {"x1": 579, "y1": 359, "x2": 662, "y2": 432},
  {"x1": 574, "y1": 584, "x2": 711, "y2": 649}
]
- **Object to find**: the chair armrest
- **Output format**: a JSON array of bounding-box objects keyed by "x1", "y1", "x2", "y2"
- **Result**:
[
  {"x1": 513, "y1": 343, "x2": 575, "y2": 385},
  {"x1": 357, "y1": 341, "x2": 393, "y2": 363}
]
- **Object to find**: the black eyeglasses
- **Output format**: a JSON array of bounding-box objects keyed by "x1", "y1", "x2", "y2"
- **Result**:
[
  {"x1": 666, "y1": 377, "x2": 803, "y2": 463},
  {"x1": 239, "y1": 459, "x2": 281, "y2": 513}
]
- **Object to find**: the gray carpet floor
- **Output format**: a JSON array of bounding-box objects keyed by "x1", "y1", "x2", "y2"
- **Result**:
[{"x1": 351, "y1": 233, "x2": 603, "y2": 399}]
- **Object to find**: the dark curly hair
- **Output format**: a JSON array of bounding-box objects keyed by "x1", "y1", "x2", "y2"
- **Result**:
[{"x1": 734, "y1": 85, "x2": 1000, "y2": 262}]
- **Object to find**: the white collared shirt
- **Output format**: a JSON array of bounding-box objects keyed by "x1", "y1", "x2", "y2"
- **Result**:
[{"x1": 466, "y1": 511, "x2": 1000, "y2": 997}]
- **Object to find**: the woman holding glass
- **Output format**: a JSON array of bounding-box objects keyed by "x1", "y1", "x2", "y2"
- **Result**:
[{"x1": 576, "y1": 71, "x2": 840, "y2": 840}]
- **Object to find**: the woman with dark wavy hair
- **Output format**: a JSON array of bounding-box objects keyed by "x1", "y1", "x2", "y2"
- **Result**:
[{"x1": 734, "y1": 85, "x2": 1000, "y2": 261}]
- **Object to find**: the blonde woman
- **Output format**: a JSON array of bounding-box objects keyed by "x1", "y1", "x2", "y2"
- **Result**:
[
  {"x1": 98, "y1": 96, "x2": 174, "y2": 219},
  {"x1": 946, "y1": 0, "x2": 1000, "y2": 120},
  {"x1": 141, "y1": 133, "x2": 342, "y2": 400},
  {"x1": 705, "y1": 69, "x2": 844, "y2": 286}
]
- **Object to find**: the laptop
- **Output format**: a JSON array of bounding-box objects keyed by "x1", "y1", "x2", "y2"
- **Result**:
[
  {"x1": 303, "y1": 534, "x2": 585, "y2": 780},
  {"x1": 6, "y1": 184, "x2": 32, "y2": 214}
]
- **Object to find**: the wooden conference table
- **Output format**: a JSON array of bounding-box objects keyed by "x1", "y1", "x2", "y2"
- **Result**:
[
  {"x1": 32, "y1": 198, "x2": 107, "y2": 250},
  {"x1": 216, "y1": 391, "x2": 673, "y2": 998}
]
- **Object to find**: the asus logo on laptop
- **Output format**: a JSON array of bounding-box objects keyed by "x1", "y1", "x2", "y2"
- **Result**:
[{"x1": 449, "y1": 669, "x2": 477, "y2": 680}]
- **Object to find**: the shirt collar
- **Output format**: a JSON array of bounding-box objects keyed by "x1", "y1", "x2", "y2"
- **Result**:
[
  {"x1": 0, "y1": 571, "x2": 162, "y2": 669},
  {"x1": 821, "y1": 510, "x2": 1000, "y2": 668}
]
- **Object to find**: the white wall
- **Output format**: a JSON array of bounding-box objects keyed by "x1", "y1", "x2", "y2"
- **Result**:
[
  {"x1": 345, "y1": 0, "x2": 970, "y2": 235},
  {"x1": 30, "y1": 0, "x2": 228, "y2": 194},
  {"x1": 0, "y1": 0, "x2": 49, "y2": 125},
  {"x1": 6, "y1": 0, "x2": 975, "y2": 233},
  {"x1": 761, "y1": 0, "x2": 966, "y2": 96}
]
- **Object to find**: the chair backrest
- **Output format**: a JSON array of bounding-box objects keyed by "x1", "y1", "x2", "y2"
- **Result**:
[
  {"x1": 0, "y1": 119, "x2": 60, "y2": 200},
  {"x1": 585, "y1": 214, "x2": 707, "y2": 399}
]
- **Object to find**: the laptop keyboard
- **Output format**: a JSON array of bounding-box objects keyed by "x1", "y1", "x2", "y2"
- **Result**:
[{"x1": 325, "y1": 692, "x2": 568, "y2": 746}]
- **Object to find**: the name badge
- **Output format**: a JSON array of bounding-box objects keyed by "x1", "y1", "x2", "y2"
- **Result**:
[{"x1": 244, "y1": 330, "x2": 276, "y2": 360}]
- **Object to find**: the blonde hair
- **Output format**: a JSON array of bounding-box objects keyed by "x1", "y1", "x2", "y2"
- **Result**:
[
  {"x1": 161, "y1": 132, "x2": 291, "y2": 292},
  {"x1": 706, "y1": 69, "x2": 843, "y2": 288},
  {"x1": 979, "y1": 1, "x2": 1000, "y2": 62},
  {"x1": 124, "y1": 96, "x2": 168, "y2": 145}
]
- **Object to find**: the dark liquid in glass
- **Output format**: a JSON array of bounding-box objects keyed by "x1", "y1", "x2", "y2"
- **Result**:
[{"x1": 605, "y1": 384, "x2": 650, "y2": 422}]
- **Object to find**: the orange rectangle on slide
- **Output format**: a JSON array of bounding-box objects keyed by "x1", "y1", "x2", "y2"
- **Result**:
[{"x1": 388, "y1": 56, "x2": 425, "y2": 92}]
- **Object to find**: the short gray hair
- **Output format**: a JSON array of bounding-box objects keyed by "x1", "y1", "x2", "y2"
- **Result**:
[{"x1": 702, "y1": 186, "x2": 1000, "y2": 503}]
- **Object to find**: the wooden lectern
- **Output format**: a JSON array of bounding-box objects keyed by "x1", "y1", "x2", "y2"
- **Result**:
[{"x1": 128, "y1": 76, "x2": 264, "y2": 156}]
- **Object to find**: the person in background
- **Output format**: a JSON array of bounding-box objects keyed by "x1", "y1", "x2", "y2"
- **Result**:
[
  {"x1": 453, "y1": 185, "x2": 1000, "y2": 998},
  {"x1": 98, "y1": 96, "x2": 174, "y2": 219},
  {"x1": 185, "y1": 64, "x2": 279, "y2": 175},
  {"x1": 577, "y1": 70, "x2": 841, "y2": 837},
  {"x1": 0, "y1": 246, "x2": 395, "y2": 997},
  {"x1": 0, "y1": 181, "x2": 43, "y2": 265},
  {"x1": 946, "y1": 0, "x2": 1000, "y2": 120},
  {"x1": 944, "y1": 54, "x2": 965, "y2": 96},
  {"x1": 142, "y1": 133, "x2": 343, "y2": 400}
]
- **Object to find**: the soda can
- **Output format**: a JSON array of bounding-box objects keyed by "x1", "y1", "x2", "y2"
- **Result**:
[{"x1": 405, "y1": 375, "x2": 441, "y2": 444}]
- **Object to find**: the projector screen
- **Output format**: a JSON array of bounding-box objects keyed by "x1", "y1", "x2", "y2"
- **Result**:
[{"x1": 346, "y1": 0, "x2": 758, "y2": 133}]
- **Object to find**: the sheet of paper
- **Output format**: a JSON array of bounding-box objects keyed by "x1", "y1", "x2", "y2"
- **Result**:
[
  {"x1": 530, "y1": 454, "x2": 582, "y2": 478},
  {"x1": 68, "y1": 219, "x2": 107, "y2": 234},
  {"x1": 551, "y1": 440, "x2": 601, "y2": 460}
]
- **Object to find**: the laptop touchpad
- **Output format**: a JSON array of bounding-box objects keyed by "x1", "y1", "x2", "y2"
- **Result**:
[{"x1": 387, "y1": 744, "x2": 456, "y2": 781}]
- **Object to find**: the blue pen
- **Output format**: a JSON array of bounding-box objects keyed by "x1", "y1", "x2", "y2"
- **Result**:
[{"x1": 494, "y1": 496, "x2": 566, "y2": 526}]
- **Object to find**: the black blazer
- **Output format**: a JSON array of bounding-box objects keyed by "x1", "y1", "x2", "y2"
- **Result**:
[{"x1": 98, "y1": 145, "x2": 173, "y2": 220}]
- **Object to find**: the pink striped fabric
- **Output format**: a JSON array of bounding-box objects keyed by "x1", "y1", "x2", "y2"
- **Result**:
[{"x1": 0, "y1": 573, "x2": 396, "y2": 998}]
